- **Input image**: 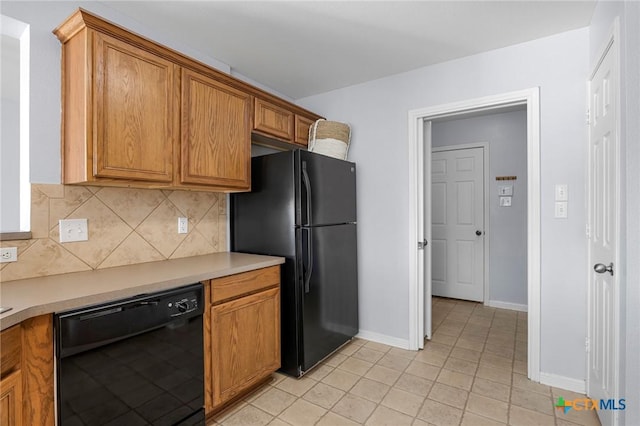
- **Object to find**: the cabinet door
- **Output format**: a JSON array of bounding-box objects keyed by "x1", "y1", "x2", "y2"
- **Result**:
[
  {"x1": 93, "y1": 32, "x2": 177, "y2": 182},
  {"x1": 0, "y1": 370, "x2": 23, "y2": 426},
  {"x1": 294, "y1": 115, "x2": 315, "y2": 147},
  {"x1": 181, "y1": 69, "x2": 251, "y2": 189},
  {"x1": 254, "y1": 98, "x2": 294, "y2": 141},
  {"x1": 211, "y1": 287, "x2": 280, "y2": 407},
  {"x1": 0, "y1": 326, "x2": 21, "y2": 378}
]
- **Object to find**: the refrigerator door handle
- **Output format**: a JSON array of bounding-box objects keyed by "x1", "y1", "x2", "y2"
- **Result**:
[
  {"x1": 303, "y1": 227, "x2": 314, "y2": 293},
  {"x1": 302, "y1": 161, "x2": 313, "y2": 226}
]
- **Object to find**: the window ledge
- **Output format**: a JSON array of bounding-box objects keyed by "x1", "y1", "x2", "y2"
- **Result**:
[{"x1": 0, "y1": 232, "x2": 32, "y2": 241}]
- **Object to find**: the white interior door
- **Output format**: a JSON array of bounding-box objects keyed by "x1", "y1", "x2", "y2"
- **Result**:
[
  {"x1": 588, "y1": 39, "x2": 619, "y2": 426},
  {"x1": 431, "y1": 147, "x2": 484, "y2": 302}
]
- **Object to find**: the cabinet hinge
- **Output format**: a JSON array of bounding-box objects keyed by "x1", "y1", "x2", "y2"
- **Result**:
[
  {"x1": 586, "y1": 224, "x2": 591, "y2": 239},
  {"x1": 586, "y1": 108, "x2": 591, "y2": 125},
  {"x1": 585, "y1": 337, "x2": 591, "y2": 353}
]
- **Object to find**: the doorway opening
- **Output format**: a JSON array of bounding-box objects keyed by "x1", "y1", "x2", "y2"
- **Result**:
[
  {"x1": 407, "y1": 88, "x2": 541, "y2": 382},
  {"x1": 430, "y1": 108, "x2": 528, "y2": 308}
]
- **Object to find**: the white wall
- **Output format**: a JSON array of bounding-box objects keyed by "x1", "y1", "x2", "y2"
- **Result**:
[
  {"x1": 1, "y1": 31, "x2": 21, "y2": 231},
  {"x1": 2, "y1": 0, "x2": 610, "y2": 389},
  {"x1": 590, "y1": 1, "x2": 640, "y2": 424},
  {"x1": 298, "y1": 28, "x2": 589, "y2": 382},
  {"x1": 432, "y1": 110, "x2": 528, "y2": 307},
  {"x1": 251, "y1": 144, "x2": 280, "y2": 157},
  {"x1": 1, "y1": 98, "x2": 20, "y2": 230},
  {"x1": 0, "y1": 1, "x2": 232, "y2": 184}
]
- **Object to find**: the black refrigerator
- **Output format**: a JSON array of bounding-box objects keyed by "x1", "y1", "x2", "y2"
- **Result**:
[{"x1": 231, "y1": 149, "x2": 358, "y2": 377}]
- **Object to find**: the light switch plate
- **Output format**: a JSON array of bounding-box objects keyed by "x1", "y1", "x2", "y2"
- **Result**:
[
  {"x1": 555, "y1": 184, "x2": 568, "y2": 201},
  {"x1": 555, "y1": 201, "x2": 568, "y2": 218},
  {"x1": 499, "y1": 196, "x2": 512, "y2": 207},
  {"x1": 499, "y1": 185, "x2": 513, "y2": 196},
  {"x1": 59, "y1": 219, "x2": 88, "y2": 243}
]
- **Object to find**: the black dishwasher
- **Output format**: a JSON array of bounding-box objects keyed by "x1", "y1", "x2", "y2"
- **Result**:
[{"x1": 55, "y1": 284, "x2": 205, "y2": 426}]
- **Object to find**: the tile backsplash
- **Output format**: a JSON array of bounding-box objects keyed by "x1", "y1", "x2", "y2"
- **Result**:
[{"x1": 0, "y1": 184, "x2": 227, "y2": 281}]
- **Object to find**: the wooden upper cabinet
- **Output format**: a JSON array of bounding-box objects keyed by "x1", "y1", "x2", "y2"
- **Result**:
[
  {"x1": 55, "y1": 9, "x2": 324, "y2": 190},
  {"x1": 253, "y1": 98, "x2": 294, "y2": 141},
  {"x1": 93, "y1": 32, "x2": 177, "y2": 182},
  {"x1": 294, "y1": 115, "x2": 315, "y2": 147},
  {"x1": 252, "y1": 99, "x2": 323, "y2": 149},
  {"x1": 180, "y1": 70, "x2": 251, "y2": 190}
]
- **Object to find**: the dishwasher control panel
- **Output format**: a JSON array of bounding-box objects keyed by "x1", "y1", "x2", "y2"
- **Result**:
[{"x1": 168, "y1": 295, "x2": 199, "y2": 316}]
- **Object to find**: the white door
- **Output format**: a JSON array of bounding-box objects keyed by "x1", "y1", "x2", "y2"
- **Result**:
[
  {"x1": 431, "y1": 147, "x2": 484, "y2": 301},
  {"x1": 588, "y1": 39, "x2": 619, "y2": 426}
]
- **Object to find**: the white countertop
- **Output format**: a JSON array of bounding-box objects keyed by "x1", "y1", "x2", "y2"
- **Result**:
[{"x1": 0, "y1": 252, "x2": 284, "y2": 330}]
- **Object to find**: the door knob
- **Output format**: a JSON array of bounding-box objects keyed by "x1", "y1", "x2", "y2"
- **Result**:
[
  {"x1": 475, "y1": 230, "x2": 483, "y2": 236},
  {"x1": 593, "y1": 262, "x2": 614, "y2": 276}
]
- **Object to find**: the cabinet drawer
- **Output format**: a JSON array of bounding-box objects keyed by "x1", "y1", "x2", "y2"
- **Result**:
[
  {"x1": 211, "y1": 266, "x2": 280, "y2": 304},
  {"x1": 254, "y1": 98, "x2": 294, "y2": 141},
  {"x1": 0, "y1": 325, "x2": 21, "y2": 378}
]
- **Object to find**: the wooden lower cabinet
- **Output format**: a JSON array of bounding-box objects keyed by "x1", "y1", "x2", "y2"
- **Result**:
[
  {"x1": 211, "y1": 287, "x2": 280, "y2": 407},
  {"x1": 204, "y1": 266, "x2": 281, "y2": 415},
  {"x1": 0, "y1": 315, "x2": 54, "y2": 426},
  {"x1": 0, "y1": 370, "x2": 22, "y2": 426}
]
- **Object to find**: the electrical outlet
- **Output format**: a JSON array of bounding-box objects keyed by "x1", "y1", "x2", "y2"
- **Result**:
[
  {"x1": 0, "y1": 247, "x2": 17, "y2": 263},
  {"x1": 178, "y1": 217, "x2": 189, "y2": 234},
  {"x1": 59, "y1": 219, "x2": 88, "y2": 243}
]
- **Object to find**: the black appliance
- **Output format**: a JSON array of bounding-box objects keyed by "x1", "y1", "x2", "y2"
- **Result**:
[
  {"x1": 231, "y1": 149, "x2": 358, "y2": 377},
  {"x1": 55, "y1": 284, "x2": 205, "y2": 425}
]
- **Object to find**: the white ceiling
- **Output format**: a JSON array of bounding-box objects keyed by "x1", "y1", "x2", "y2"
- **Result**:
[{"x1": 101, "y1": 1, "x2": 597, "y2": 100}]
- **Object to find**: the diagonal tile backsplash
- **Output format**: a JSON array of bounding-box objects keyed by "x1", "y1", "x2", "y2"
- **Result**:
[{"x1": 0, "y1": 184, "x2": 228, "y2": 282}]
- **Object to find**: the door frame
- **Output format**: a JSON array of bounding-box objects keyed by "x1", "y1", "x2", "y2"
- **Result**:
[
  {"x1": 407, "y1": 88, "x2": 541, "y2": 382},
  {"x1": 431, "y1": 143, "x2": 490, "y2": 304},
  {"x1": 586, "y1": 18, "x2": 621, "y2": 425}
]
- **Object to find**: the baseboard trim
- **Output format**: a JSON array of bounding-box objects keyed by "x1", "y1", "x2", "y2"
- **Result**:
[
  {"x1": 356, "y1": 330, "x2": 411, "y2": 350},
  {"x1": 539, "y1": 372, "x2": 586, "y2": 394},
  {"x1": 486, "y1": 300, "x2": 528, "y2": 312}
]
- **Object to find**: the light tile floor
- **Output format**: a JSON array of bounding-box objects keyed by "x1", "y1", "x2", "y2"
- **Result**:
[{"x1": 209, "y1": 297, "x2": 601, "y2": 426}]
